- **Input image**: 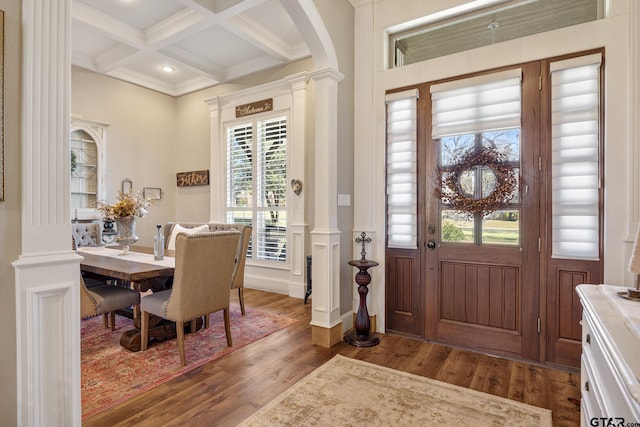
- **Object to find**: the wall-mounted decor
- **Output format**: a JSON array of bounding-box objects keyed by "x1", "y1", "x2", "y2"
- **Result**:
[
  {"x1": 235, "y1": 98, "x2": 273, "y2": 118},
  {"x1": 121, "y1": 178, "x2": 132, "y2": 193},
  {"x1": 143, "y1": 187, "x2": 162, "y2": 200},
  {"x1": 290, "y1": 179, "x2": 302, "y2": 195},
  {"x1": 176, "y1": 170, "x2": 209, "y2": 187}
]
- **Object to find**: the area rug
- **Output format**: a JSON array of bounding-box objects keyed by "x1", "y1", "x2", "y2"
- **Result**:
[
  {"x1": 81, "y1": 306, "x2": 297, "y2": 419},
  {"x1": 239, "y1": 354, "x2": 553, "y2": 426}
]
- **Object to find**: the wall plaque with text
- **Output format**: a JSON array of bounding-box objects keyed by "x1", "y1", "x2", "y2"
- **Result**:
[
  {"x1": 176, "y1": 170, "x2": 209, "y2": 187},
  {"x1": 236, "y1": 98, "x2": 273, "y2": 117}
]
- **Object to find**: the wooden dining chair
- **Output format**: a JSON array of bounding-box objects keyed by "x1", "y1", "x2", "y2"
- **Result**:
[{"x1": 140, "y1": 231, "x2": 240, "y2": 366}]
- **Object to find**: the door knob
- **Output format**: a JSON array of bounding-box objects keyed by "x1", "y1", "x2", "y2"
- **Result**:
[{"x1": 427, "y1": 240, "x2": 437, "y2": 250}]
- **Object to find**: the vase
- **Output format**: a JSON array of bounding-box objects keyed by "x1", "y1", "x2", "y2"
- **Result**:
[{"x1": 114, "y1": 216, "x2": 138, "y2": 255}]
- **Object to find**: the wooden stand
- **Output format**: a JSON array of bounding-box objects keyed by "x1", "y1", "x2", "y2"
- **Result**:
[{"x1": 345, "y1": 259, "x2": 379, "y2": 347}]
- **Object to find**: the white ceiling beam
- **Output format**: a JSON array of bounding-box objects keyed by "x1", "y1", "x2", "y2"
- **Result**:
[
  {"x1": 72, "y1": 0, "x2": 146, "y2": 49},
  {"x1": 222, "y1": 14, "x2": 308, "y2": 61},
  {"x1": 159, "y1": 47, "x2": 226, "y2": 81}
]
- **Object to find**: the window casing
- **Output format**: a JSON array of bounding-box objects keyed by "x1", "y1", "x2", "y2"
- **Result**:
[{"x1": 226, "y1": 115, "x2": 288, "y2": 263}]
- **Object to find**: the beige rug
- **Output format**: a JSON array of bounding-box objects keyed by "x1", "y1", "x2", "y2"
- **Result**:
[{"x1": 240, "y1": 354, "x2": 552, "y2": 426}]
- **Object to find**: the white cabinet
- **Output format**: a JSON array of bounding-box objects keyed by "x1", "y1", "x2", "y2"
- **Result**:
[{"x1": 577, "y1": 284, "x2": 640, "y2": 426}]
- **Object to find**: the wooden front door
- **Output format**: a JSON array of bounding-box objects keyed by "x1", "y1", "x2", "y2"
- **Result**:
[
  {"x1": 422, "y1": 62, "x2": 541, "y2": 361},
  {"x1": 385, "y1": 52, "x2": 603, "y2": 368}
]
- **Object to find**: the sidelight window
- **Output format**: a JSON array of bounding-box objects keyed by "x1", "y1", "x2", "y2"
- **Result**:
[
  {"x1": 550, "y1": 53, "x2": 601, "y2": 260},
  {"x1": 386, "y1": 89, "x2": 419, "y2": 249}
]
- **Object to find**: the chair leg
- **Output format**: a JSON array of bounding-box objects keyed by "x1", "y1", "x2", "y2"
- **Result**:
[
  {"x1": 141, "y1": 311, "x2": 149, "y2": 351},
  {"x1": 190, "y1": 319, "x2": 196, "y2": 334},
  {"x1": 223, "y1": 308, "x2": 232, "y2": 346},
  {"x1": 110, "y1": 312, "x2": 116, "y2": 331},
  {"x1": 102, "y1": 313, "x2": 109, "y2": 329},
  {"x1": 176, "y1": 320, "x2": 187, "y2": 366},
  {"x1": 204, "y1": 314, "x2": 210, "y2": 329},
  {"x1": 238, "y1": 287, "x2": 245, "y2": 315}
]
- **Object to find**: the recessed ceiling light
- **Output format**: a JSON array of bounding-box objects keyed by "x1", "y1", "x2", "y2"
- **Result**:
[{"x1": 161, "y1": 66, "x2": 175, "y2": 73}]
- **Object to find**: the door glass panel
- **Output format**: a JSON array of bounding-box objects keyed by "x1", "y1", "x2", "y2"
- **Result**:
[
  {"x1": 482, "y1": 210, "x2": 520, "y2": 245},
  {"x1": 438, "y1": 129, "x2": 520, "y2": 245},
  {"x1": 441, "y1": 210, "x2": 473, "y2": 243}
]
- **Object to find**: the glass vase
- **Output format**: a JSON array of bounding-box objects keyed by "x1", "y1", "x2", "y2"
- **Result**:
[{"x1": 114, "y1": 216, "x2": 139, "y2": 255}]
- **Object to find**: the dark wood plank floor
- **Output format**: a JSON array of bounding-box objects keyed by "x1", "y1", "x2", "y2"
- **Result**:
[{"x1": 84, "y1": 289, "x2": 581, "y2": 426}]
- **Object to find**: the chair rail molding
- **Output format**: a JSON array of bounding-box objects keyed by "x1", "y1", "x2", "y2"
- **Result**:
[{"x1": 12, "y1": 0, "x2": 81, "y2": 425}]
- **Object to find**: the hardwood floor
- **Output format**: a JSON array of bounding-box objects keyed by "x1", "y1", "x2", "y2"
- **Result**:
[{"x1": 84, "y1": 289, "x2": 581, "y2": 426}]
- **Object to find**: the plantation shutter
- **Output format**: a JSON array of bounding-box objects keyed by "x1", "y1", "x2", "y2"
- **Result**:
[
  {"x1": 257, "y1": 117, "x2": 287, "y2": 261},
  {"x1": 430, "y1": 68, "x2": 522, "y2": 138},
  {"x1": 226, "y1": 124, "x2": 253, "y2": 210},
  {"x1": 550, "y1": 53, "x2": 601, "y2": 260},
  {"x1": 386, "y1": 89, "x2": 419, "y2": 249}
]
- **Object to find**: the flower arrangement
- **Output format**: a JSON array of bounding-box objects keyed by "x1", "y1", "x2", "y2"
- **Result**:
[{"x1": 96, "y1": 190, "x2": 151, "y2": 219}]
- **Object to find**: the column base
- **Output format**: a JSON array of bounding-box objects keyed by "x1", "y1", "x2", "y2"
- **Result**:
[{"x1": 311, "y1": 322, "x2": 343, "y2": 348}]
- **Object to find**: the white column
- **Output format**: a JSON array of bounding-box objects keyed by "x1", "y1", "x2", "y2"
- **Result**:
[
  {"x1": 351, "y1": 0, "x2": 382, "y2": 329},
  {"x1": 309, "y1": 68, "x2": 344, "y2": 347},
  {"x1": 286, "y1": 73, "x2": 310, "y2": 297},
  {"x1": 12, "y1": 0, "x2": 81, "y2": 426},
  {"x1": 205, "y1": 96, "x2": 225, "y2": 223}
]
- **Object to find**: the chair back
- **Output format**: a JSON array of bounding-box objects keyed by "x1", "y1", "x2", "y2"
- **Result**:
[
  {"x1": 164, "y1": 222, "x2": 252, "y2": 290},
  {"x1": 231, "y1": 225, "x2": 251, "y2": 290},
  {"x1": 72, "y1": 221, "x2": 102, "y2": 247},
  {"x1": 166, "y1": 231, "x2": 240, "y2": 322},
  {"x1": 80, "y1": 276, "x2": 99, "y2": 319}
]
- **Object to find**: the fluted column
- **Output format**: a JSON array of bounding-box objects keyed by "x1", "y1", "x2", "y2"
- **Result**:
[
  {"x1": 205, "y1": 96, "x2": 225, "y2": 222},
  {"x1": 310, "y1": 68, "x2": 344, "y2": 347},
  {"x1": 12, "y1": 0, "x2": 81, "y2": 425},
  {"x1": 351, "y1": 0, "x2": 381, "y2": 329}
]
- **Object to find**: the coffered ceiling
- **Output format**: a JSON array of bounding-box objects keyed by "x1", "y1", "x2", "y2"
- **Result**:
[{"x1": 72, "y1": 0, "x2": 311, "y2": 96}]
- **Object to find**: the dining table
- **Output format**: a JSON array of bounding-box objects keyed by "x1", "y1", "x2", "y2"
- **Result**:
[{"x1": 79, "y1": 245, "x2": 175, "y2": 292}]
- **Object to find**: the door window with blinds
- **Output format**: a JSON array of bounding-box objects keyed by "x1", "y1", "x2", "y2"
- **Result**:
[
  {"x1": 226, "y1": 115, "x2": 288, "y2": 262},
  {"x1": 431, "y1": 69, "x2": 522, "y2": 246}
]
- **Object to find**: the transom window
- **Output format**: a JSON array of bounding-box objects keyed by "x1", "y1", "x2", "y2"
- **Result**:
[{"x1": 390, "y1": 0, "x2": 600, "y2": 67}]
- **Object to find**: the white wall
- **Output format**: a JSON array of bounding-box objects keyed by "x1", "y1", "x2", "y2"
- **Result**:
[
  {"x1": 0, "y1": 1, "x2": 22, "y2": 422},
  {"x1": 362, "y1": 0, "x2": 634, "y2": 329},
  {"x1": 72, "y1": 67, "x2": 178, "y2": 246}
]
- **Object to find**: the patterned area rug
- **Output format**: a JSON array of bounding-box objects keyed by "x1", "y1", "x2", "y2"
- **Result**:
[
  {"x1": 239, "y1": 354, "x2": 553, "y2": 426},
  {"x1": 82, "y1": 306, "x2": 297, "y2": 419}
]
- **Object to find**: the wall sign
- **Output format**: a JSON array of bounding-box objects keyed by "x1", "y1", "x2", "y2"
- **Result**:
[
  {"x1": 236, "y1": 98, "x2": 273, "y2": 118},
  {"x1": 176, "y1": 170, "x2": 209, "y2": 187}
]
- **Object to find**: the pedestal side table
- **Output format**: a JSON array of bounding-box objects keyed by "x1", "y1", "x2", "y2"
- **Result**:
[{"x1": 345, "y1": 258, "x2": 379, "y2": 347}]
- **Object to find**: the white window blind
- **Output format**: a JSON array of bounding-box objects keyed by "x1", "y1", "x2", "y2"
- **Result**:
[
  {"x1": 550, "y1": 54, "x2": 601, "y2": 260},
  {"x1": 226, "y1": 116, "x2": 288, "y2": 262},
  {"x1": 386, "y1": 89, "x2": 418, "y2": 249},
  {"x1": 431, "y1": 68, "x2": 522, "y2": 138}
]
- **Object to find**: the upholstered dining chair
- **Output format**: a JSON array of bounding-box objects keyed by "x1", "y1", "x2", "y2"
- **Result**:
[
  {"x1": 80, "y1": 275, "x2": 141, "y2": 331},
  {"x1": 164, "y1": 222, "x2": 252, "y2": 316},
  {"x1": 140, "y1": 231, "x2": 240, "y2": 366},
  {"x1": 74, "y1": 235, "x2": 140, "y2": 330}
]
